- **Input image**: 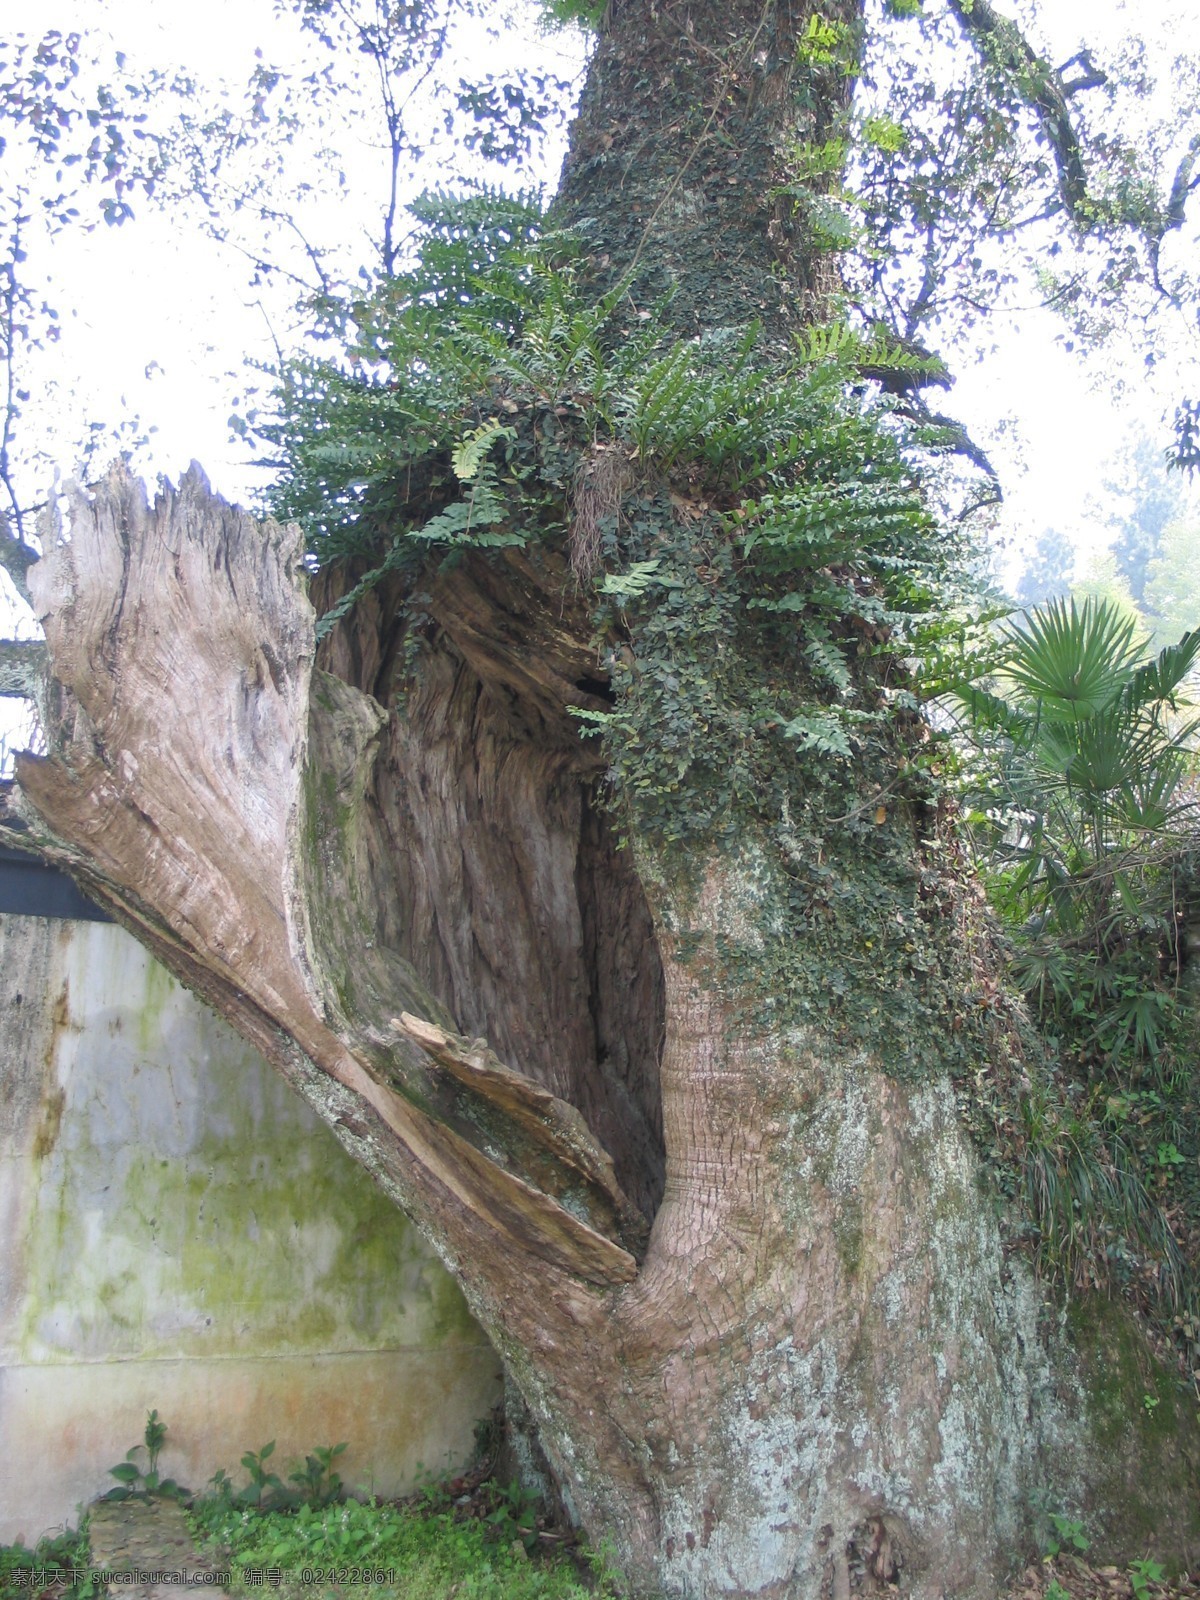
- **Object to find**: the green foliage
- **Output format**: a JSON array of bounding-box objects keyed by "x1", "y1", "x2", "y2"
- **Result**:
[
  {"x1": 1144, "y1": 519, "x2": 1200, "y2": 650},
  {"x1": 956, "y1": 597, "x2": 1200, "y2": 1310},
  {"x1": 191, "y1": 1495, "x2": 614, "y2": 1600},
  {"x1": 1045, "y1": 1511, "x2": 1089, "y2": 1556},
  {"x1": 1070, "y1": 551, "x2": 1146, "y2": 640},
  {"x1": 239, "y1": 1442, "x2": 288, "y2": 1509},
  {"x1": 103, "y1": 1409, "x2": 187, "y2": 1503},
  {"x1": 1130, "y1": 1558, "x2": 1167, "y2": 1600},
  {"x1": 481, "y1": 1479, "x2": 541, "y2": 1554},
  {"x1": 795, "y1": 14, "x2": 856, "y2": 73},
  {"x1": 1104, "y1": 434, "x2": 1189, "y2": 607},
  {"x1": 597, "y1": 559, "x2": 662, "y2": 599},
  {"x1": 862, "y1": 115, "x2": 906, "y2": 153},
  {"x1": 214, "y1": 1439, "x2": 350, "y2": 1512},
  {"x1": 0, "y1": 1520, "x2": 94, "y2": 1600},
  {"x1": 265, "y1": 193, "x2": 949, "y2": 585},
  {"x1": 190, "y1": 1436, "x2": 349, "y2": 1517},
  {"x1": 288, "y1": 1444, "x2": 349, "y2": 1510},
  {"x1": 533, "y1": 0, "x2": 607, "y2": 28},
  {"x1": 262, "y1": 190, "x2": 547, "y2": 559},
  {"x1": 956, "y1": 597, "x2": 1200, "y2": 945}
]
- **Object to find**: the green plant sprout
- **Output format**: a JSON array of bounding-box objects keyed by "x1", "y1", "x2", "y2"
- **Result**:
[
  {"x1": 1045, "y1": 1512, "x2": 1089, "y2": 1556},
  {"x1": 1129, "y1": 1557, "x2": 1166, "y2": 1600},
  {"x1": 104, "y1": 1410, "x2": 186, "y2": 1503}
]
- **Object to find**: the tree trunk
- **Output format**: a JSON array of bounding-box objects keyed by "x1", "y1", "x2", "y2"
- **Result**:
[{"x1": 4, "y1": 2, "x2": 1198, "y2": 1595}]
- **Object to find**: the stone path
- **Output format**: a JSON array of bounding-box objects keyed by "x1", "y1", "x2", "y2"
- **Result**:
[{"x1": 86, "y1": 1499, "x2": 227, "y2": 1597}]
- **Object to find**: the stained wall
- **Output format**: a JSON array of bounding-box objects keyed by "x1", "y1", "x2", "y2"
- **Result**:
[{"x1": 0, "y1": 911, "x2": 502, "y2": 1542}]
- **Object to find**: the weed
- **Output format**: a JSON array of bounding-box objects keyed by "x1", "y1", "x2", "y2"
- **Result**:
[
  {"x1": 1045, "y1": 1512, "x2": 1089, "y2": 1556},
  {"x1": 481, "y1": 1478, "x2": 541, "y2": 1554},
  {"x1": 0, "y1": 1521, "x2": 95, "y2": 1600},
  {"x1": 239, "y1": 1442, "x2": 288, "y2": 1508},
  {"x1": 189, "y1": 1496, "x2": 614, "y2": 1600},
  {"x1": 1129, "y1": 1557, "x2": 1166, "y2": 1599},
  {"x1": 104, "y1": 1410, "x2": 187, "y2": 1503},
  {"x1": 199, "y1": 1439, "x2": 351, "y2": 1512},
  {"x1": 288, "y1": 1444, "x2": 348, "y2": 1509}
]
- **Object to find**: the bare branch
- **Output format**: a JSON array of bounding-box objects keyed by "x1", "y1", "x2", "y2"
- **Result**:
[
  {"x1": 947, "y1": 0, "x2": 1089, "y2": 220},
  {"x1": 1056, "y1": 50, "x2": 1107, "y2": 98}
]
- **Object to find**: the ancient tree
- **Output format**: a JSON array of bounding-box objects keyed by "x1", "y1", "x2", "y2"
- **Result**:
[{"x1": 3, "y1": 1, "x2": 1200, "y2": 1595}]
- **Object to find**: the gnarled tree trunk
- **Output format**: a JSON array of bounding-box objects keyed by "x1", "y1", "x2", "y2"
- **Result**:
[{"x1": 4, "y1": 1, "x2": 1198, "y2": 1594}]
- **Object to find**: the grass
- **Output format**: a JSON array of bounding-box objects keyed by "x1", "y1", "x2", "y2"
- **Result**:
[
  {"x1": 189, "y1": 1495, "x2": 620, "y2": 1600},
  {"x1": 5, "y1": 1493, "x2": 1200, "y2": 1600}
]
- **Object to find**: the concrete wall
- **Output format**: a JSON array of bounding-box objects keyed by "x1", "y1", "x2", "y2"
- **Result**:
[{"x1": 0, "y1": 913, "x2": 502, "y2": 1543}]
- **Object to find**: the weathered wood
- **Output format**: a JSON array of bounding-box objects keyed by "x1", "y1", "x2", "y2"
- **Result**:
[
  {"x1": 10, "y1": 464, "x2": 636, "y2": 1287},
  {"x1": 396, "y1": 1012, "x2": 647, "y2": 1256}
]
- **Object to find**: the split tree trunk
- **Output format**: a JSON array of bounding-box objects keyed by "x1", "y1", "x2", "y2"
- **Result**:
[
  {"x1": 10, "y1": 464, "x2": 1054, "y2": 1596},
  {"x1": 4, "y1": 1, "x2": 1198, "y2": 1595}
]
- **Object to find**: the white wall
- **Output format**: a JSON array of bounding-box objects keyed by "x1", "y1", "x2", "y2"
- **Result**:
[{"x1": 0, "y1": 913, "x2": 501, "y2": 1543}]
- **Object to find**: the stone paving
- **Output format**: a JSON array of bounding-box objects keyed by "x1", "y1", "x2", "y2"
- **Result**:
[{"x1": 85, "y1": 1500, "x2": 227, "y2": 1597}]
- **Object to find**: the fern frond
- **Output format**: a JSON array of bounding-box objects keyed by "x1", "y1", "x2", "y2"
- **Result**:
[
  {"x1": 779, "y1": 711, "x2": 853, "y2": 757},
  {"x1": 452, "y1": 420, "x2": 516, "y2": 481}
]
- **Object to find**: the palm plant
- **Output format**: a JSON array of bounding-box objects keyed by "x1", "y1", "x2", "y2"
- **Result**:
[
  {"x1": 957, "y1": 597, "x2": 1200, "y2": 1313},
  {"x1": 957, "y1": 596, "x2": 1200, "y2": 954}
]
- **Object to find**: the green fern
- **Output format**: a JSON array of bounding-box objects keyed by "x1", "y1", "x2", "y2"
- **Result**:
[
  {"x1": 452, "y1": 420, "x2": 516, "y2": 481},
  {"x1": 598, "y1": 560, "x2": 666, "y2": 599},
  {"x1": 778, "y1": 711, "x2": 853, "y2": 757},
  {"x1": 793, "y1": 321, "x2": 948, "y2": 385}
]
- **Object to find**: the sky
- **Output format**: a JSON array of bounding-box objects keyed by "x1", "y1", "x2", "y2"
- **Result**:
[
  {"x1": 1, "y1": 0, "x2": 1199, "y2": 676},
  {"x1": 2, "y1": 0, "x2": 587, "y2": 514}
]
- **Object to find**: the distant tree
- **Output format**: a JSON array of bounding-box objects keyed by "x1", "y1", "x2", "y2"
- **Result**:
[
  {"x1": 0, "y1": 28, "x2": 165, "y2": 569},
  {"x1": 1143, "y1": 516, "x2": 1200, "y2": 647},
  {"x1": 1015, "y1": 526, "x2": 1073, "y2": 607},
  {"x1": 1070, "y1": 548, "x2": 1146, "y2": 639},
  {"x1": 1107, "y1": 433, "x2": 1189, "y2": 604}
]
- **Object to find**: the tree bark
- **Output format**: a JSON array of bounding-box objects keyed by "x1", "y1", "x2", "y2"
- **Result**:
[
  {"x1": 4, "y1": 2, "x2": 1199, "y2": 1596},
  {"x1": 0, "y1": 638, "x2": 45, "y2": 698}
]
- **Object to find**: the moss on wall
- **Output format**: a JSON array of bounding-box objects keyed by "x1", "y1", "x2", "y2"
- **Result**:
[
  {"x1": 1068, "y1": 1294, "x2": 1200, "y2": 1568},
  {"x1": 7, "y1": 920, "x2": 483, "y2": 1363}
]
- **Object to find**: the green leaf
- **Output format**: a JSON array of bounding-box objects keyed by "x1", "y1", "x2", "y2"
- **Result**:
[
  {"x1": 451, "y1": 419, "x2": 515, "y2": 481},
  {"x1": 779, "y1": 711, "x2": 853, "y2": 757},
  {"x1": 1004, "y1": 597, "x2": 1142, "y2": 719},
  {"x1": 599, "y1": 560, "x2": 662, "y2": 598}
]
